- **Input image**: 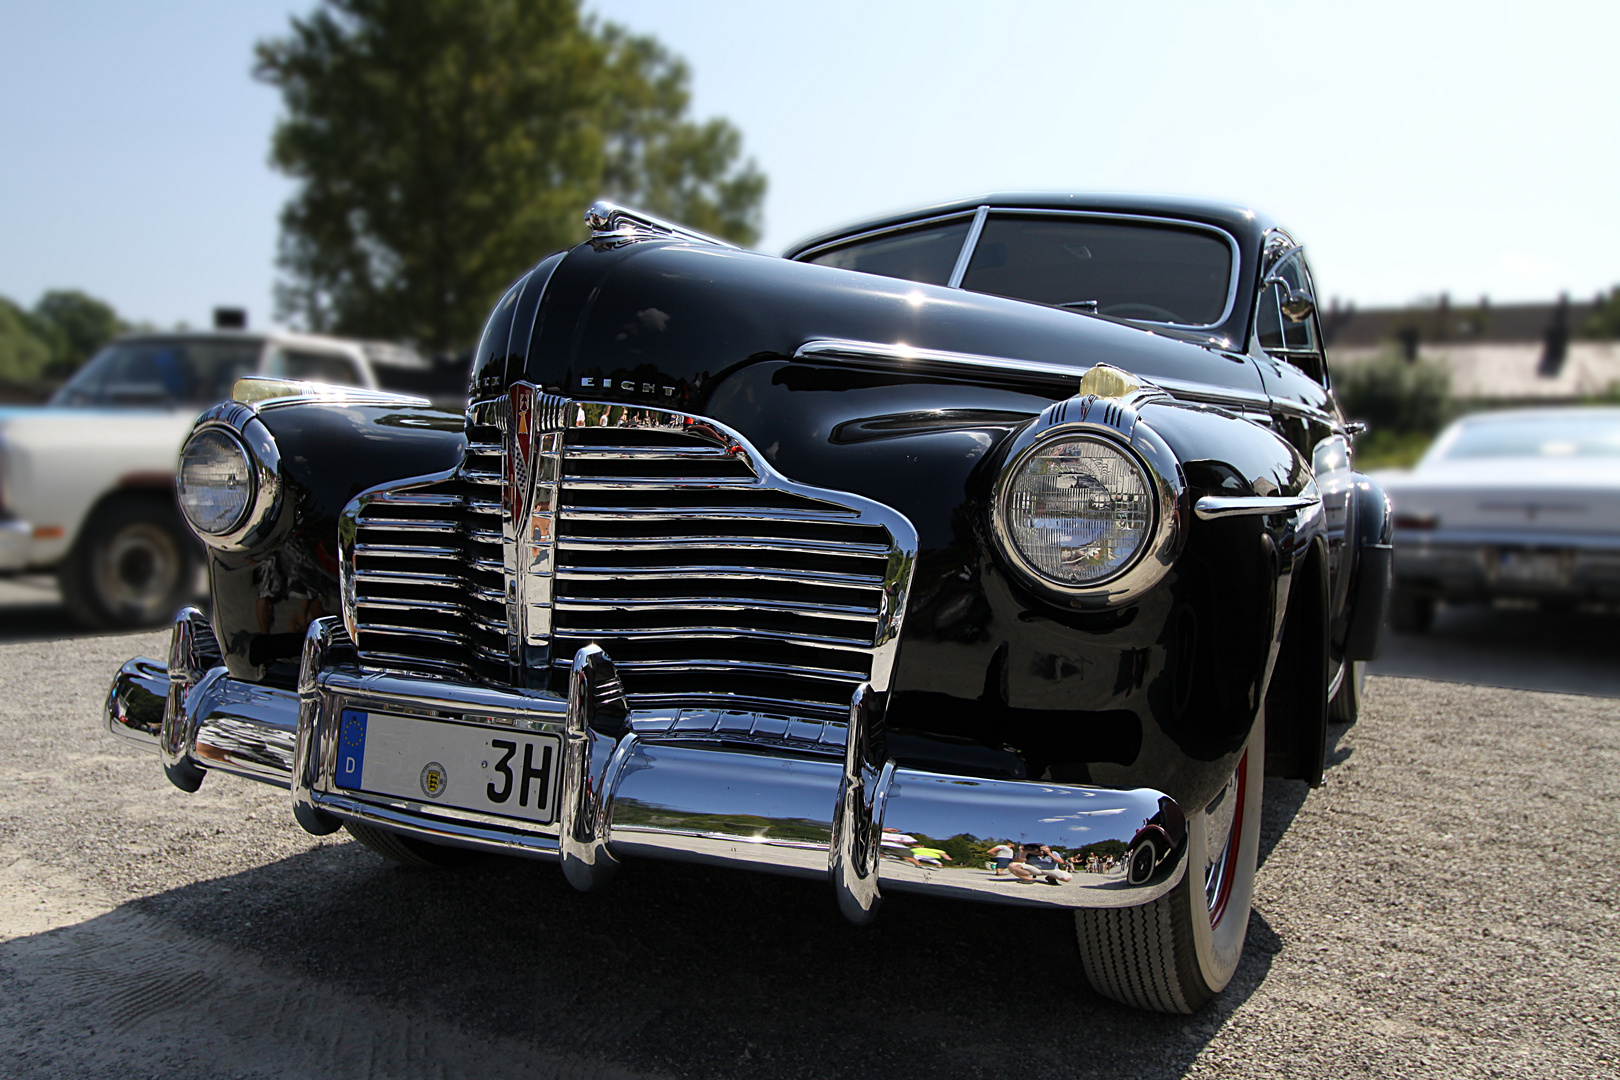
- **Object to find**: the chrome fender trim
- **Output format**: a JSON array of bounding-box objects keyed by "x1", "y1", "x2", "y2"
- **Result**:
[{"x1": 1195, "y1": 493, "x2": 1321, "y2": 520}]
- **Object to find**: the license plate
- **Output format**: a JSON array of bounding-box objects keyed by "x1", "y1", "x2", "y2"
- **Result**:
[
  {"x1": 1497, "y1": 550, "x2": 1564, "y2": 583},
  {"x1": 334, "y1": 710, "x2": 561, "y2": 825}
]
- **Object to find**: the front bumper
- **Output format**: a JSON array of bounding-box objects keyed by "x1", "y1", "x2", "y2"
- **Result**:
[
  {"x1": 108, "y1": 610, "x2": 1188, "y2": 920},
  {"x1": 0, "y1": 518, "x2": 33, "y2": 571}
]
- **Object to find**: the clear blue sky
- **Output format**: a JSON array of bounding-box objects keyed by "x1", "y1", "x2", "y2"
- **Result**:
[{"x1": 2, "y1": 0, "x2": 1615, "y2": 332}]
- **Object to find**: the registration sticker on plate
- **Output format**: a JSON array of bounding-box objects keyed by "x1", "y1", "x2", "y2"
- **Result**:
[{"x1": 334, "y1": 709, "x2": 561, "y2": 824}]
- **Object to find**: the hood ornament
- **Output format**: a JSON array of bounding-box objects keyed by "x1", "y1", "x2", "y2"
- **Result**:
[{"x1": 584, "y1": 200, "x2": 737, "y2": 250}]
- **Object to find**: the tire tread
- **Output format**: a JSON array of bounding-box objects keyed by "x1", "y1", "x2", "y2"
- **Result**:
[{"x1": 345, "y1": 821, "x2": 474, "y2": 869}]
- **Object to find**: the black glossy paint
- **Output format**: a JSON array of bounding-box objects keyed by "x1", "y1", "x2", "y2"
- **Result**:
[
  {"x1": 208, "y1": 402, "x2": 465, "y2": 684},
  {"x1": 213, "y1": 197, "x2": 1386, "y2": 812},
  {"x1": 498, "y1": 238, "x2": 1319, "y2": 809}
]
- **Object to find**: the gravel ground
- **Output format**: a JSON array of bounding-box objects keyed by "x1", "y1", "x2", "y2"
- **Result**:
[{"x1": 0, "y1": 631, "x2": 1616, "y2": 1079}]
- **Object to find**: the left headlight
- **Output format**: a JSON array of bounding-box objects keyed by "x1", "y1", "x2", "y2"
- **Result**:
[
  {"x1": 999, "y1": 435, "x2": 1154, "y2": 587},
  {"x1": 178, "y1": 428, "x2": 253, "y2": 535}
]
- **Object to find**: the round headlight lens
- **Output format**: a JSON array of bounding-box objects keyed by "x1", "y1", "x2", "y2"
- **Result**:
[
  {"x1": 1002, "y1": 437, "x2": 1154, "y2": 586},
  {"x1": 178, "y1": 428, "x2": 254, "y2": 535}
]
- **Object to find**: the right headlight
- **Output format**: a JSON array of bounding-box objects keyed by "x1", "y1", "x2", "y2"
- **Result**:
[
  {"x1": 1000, "y1": 435, "x2": 1154, "y2": 587},
  {"x1": 178, "y1": 428, "x2": 253, "y2": 535},
  {"x1": 175, "y1": 405, "x2": 283, "y2": 550}
]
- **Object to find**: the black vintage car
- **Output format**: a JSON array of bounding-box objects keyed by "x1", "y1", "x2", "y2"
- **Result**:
[{"x1": 107, "y1": 195, "x2": 1392, "y2": 1014}]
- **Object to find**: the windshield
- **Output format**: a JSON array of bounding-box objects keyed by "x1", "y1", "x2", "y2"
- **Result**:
[
  {"x1": 1437, "y1": 413, "x2": 1620, "y2": 461},
  {"x1": 50, "y1": 339, "x2": 261, "y2": 408},
  {"x1": 803, "y1": 218, "x2": 972, "y2": 286},
  {"x1": 960, "y1": 215, "x2": 1234, "y2": 326}
]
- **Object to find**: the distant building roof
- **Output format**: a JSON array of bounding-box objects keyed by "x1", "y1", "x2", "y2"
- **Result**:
[{"x1": 1322, "y1": 294, "x2": 1607, "y2": 349}]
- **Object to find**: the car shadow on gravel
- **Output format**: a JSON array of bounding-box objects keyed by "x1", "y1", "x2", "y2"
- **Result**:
[
  {"x1": 0, "y1": 576, "x2": 92, "y2": 643},
  {"x1": 1257, "y1": 720, "x2": 1351, "y2": 872},
  {"x1": 3, "y1": 818, "x2": 1302, "y2": 1080}
]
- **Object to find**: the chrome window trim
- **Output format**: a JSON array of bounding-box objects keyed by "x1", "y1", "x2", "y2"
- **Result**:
[
  {"x1": 945, "y1": 205, "x2": 990, "y2": 288},
  {"x1": 790, "y1": 211, "x2": 979, "y2": 269},
  {"x1": 959, "y1": 209, "x2": 1244, "y2": 331}
]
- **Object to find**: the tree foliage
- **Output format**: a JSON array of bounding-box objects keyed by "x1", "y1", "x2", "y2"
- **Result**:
[
  {"x1": 1335, "y1": 349, "x2": 1453, "y2": 436},
  {"x1": 0, "y1": 290, "x2": 125, "y2": 386},
  {"x1": 1583, "y1": 286, "x2": 1620, "y2": 339},
  {"x1": 0, "y1": 299, "x2": 51, "y2": 385},
  {"x1": 256, "y1": 0, "x2": 766, "y2": 351},
  {"x1": 33, "y1": 290, "x2": 124, "y2": 375}
]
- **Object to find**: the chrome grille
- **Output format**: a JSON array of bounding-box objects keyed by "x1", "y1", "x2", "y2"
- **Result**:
[
  {"x1": 341, "y1": 399, "x2": 917, "y2": 722},
  {"x1": 342, "y1": 420, "x2": 509, "y2": 680},
  {"x1": 550, "y1": 415, "x2": 908, "y2": 719}
]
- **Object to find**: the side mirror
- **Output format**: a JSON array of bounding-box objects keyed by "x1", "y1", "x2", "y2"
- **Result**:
[{"x1": 1263, "y1": 275, "x2": 1316, "y2": 323}]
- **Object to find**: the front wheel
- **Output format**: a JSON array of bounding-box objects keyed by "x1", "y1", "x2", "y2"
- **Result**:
[{"x1": 1075, "y1": 720, "x2": 1264, "y2": 1013}]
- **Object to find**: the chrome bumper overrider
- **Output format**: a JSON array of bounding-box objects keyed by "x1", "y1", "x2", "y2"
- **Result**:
[{"x1": 108, "y1": 610, "x2": 1187, "y2": 919}]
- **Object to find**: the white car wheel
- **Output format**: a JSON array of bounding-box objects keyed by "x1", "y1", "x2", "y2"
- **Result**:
[
  {"x1": 1075, "y1": 718, "x2": 1264, "y2": 1013},
  {"x1": 60, "y1": 496, "x2": 197, "y2": 630},
  {"x1": 1328, "y1": 658, "x2": 1366, "y2": 725}
]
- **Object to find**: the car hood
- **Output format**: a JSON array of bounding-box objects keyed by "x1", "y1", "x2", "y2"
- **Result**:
[{"x1": 502, "y1": 237, "x2": 1269, "y2": 411}]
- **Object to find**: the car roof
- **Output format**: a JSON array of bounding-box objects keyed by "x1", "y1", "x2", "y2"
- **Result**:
[{"x1": 783, "y1": 191, "x2": 1279, "y2": 259}]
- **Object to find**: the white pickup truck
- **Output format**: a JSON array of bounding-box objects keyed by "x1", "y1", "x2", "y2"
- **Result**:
[{"x1": 0, "y1": 330, "x2": 383, "y2": 628}]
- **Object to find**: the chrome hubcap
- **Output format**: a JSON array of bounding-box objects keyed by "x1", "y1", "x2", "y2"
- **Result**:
[{"x1": 96, "y1": 524, "x2": 179, "y2": 615}]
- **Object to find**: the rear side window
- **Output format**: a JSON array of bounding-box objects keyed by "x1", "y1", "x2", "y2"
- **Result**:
[
  {"x1": 960, "y1": 215, "x2": 1233, "y2": 326},
  {"x1": 802, "y1": 219, "x2": 972, "y2": 286}
]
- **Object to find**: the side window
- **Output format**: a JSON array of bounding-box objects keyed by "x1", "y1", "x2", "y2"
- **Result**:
[
  {"x1": 268, "y1": 349, "x2": 364, "y2": 386},
  {"x1": 1255, "y1": 247, "x2": 1326, "y2": 386},
  {"x1": 801, "y1": 219, "x2": 972, "y2": 286}
]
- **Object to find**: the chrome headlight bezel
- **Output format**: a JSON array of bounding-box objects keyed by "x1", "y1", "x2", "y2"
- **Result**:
[
  {"x1": 177, "y1": 427, "x2": 254, "y2": 535},
  {"x1": 991, "y1": 396, "x2": 1186, "y2": 609},
  {"x1": 176, "y1": 403, "x2": 283, "y2": 550}
]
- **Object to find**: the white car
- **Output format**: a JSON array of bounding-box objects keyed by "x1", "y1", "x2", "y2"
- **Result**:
[
  {"x1": 0, "y1": 330, "x2": 379, "y2": 628},
  {"x1": 1379, "y1": 407, "x2": 1620, "y2": 631}
]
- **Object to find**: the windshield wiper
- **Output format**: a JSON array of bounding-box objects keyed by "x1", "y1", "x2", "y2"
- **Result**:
[{"x1": 1055, "y1": 300, "x2": 1099, "y2": 313}]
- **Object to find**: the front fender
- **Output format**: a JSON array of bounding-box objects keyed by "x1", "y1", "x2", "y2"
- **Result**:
[
  {"x1": 1339, "y1": 474, "x2": 1394, "y2": 662},
  {"x1": 203, "y1": 400, "x2": 465, "y2": 683}
]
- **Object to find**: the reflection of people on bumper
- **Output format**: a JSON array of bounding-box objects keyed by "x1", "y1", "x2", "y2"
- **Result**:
[
  {"x1": 879, "y1": 828, "x2": 918, "y2": 864},
  {"x1": 910, "y1": 845, "x2": 952, "y2": 868},
  {"x1": 1009, "y1": 843, "x2": 1073, "y2": 885},
  {"x1": 987, "y1": 840, "x2": 1015, "y2": 875}
]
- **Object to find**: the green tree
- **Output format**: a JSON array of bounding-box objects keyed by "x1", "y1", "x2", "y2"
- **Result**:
[
  {"x1": 256, "y1": 0, "x2": 766, "y2": 352},
  {"x1": 33, "y1": 290, "x2": 124, "y2": 377},
  {"x1": 0, "y1": 298, "x2": 51, "y2": 385},
  {"x1": 1584, "y1": 286, "x2": 1620, "y2": 339}
]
